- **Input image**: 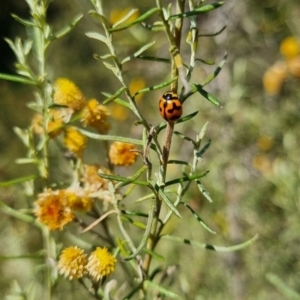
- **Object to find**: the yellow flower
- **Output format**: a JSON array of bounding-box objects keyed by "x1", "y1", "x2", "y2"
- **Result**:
[
  {"x1": 257, "y1": 135, "x2": 274, "y2": 151},
  {"x1": 109, "y1": 8, "x2": 139, "y2": 25},
  {"x1": 64, "y1": 126, "x2": 87, "y2": 157},
  {"x1": 65, "y1": 189, "x2": 92, "y2": 212},
  {"x1": 262, "y1": 61, "x2": 288, "y2": 95},
  {"x1": 47, "y1": 109, "x2": 64, "y2": 138},
  {"x1": 58, "y1": 246, "x2": 87, "y2": 280},
  {"x1": 81, "y1": 99, "x2": 110, "y2": 134},
  {"x1": 286, "y1": 56, "x2": 300, "y2": 78},
  {"x1": 31, "y1": 110, "x2": 64, "y2": 138},
  {"x1": 252, "y1": 154, "x2": 272, "y2": 175},
  {"x1": 53, "y1": 78, "x2": 86, "y2": 111},
  {"x1": 129, "y1": 77, "x2": 145, "y2": 102},
  {"x1": 87, "y1": 247, "x2": 117, "y2": 281},
  {"x1": 280, "y1": 36, "x2": 300, "y2": 59},
  {"x1": 110, "y1": 104, "x2": 129, "y2": 121},
  {"x1": 109, "y1": 142, "x2": 139, "y2": 166},
  {"x1": 34, "y1": 189, "x2": 75, "y2": 230}
]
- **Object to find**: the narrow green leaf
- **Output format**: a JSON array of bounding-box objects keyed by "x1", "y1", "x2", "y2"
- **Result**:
[
  {"x1": 163, "y1": 233, "x2": 259, "y2": 252},
  {"x1": 135, "y1": 193, "x2": 157, "y2": 203},
  {"x1": 121, "y1": 216, "x2": 146, "y2": 230},
  {"x1": 165, "y1": 171, "x2": 209, "y2": 187},
  {"x1": 112, "y1": 8, "x2": 139, "y2": 28},
  {"x1": 197, "y1": 121, "x2": 209, "y2": 141},
  {"x1": 168, "y1": 2, "x2": 224, "y2": 20},
  {"x1": 11, "y1": 14, "x2": 36, "y2": 27},
  {"x1": 145, "y1": 280, "x2": 179, "y2": 298},
  {"x1": 120, "y1": 210, "x2": 148, "y2": 218},
  {"x1": 266, "y1": 273, "x2": 300, "y2": 300},
  {"x1": 94, "y1": 54, "x2": 117, "y2": 61},
  {"x1": 0, "y1": 201, "x2": 35, "y2": 224},
  {"x1": 195, "y1": 58, "x2": 215, "y2": 65},
  {"x1": 121, "y1": 41, "x2": 155, "y2": 64},
  {"x1": 101, "y1": 92, "x2": 130, "y2": 108},
  {"x1": 140, "y1": 22, "x2": 164, "y2": 31},
  {"x1": 201, "y1": 52, "x2": 227, "y2": 86},
  {"x1": 148, "y1": 182, "x2": 182, "y2": 218},
  {"x1": 78, "y1": 129, "x2": 143, "y2": 145},
  {"x1": 115, "y1": 165, "x2": 148, "y2": 188},
  {"x1": 196, "y1": 140, "x2": 211, "y2": 160},
  {"x1": 109, "y1": 8, "x2": 160, "y2": 32},
  {"x1": 54, "y1": 14, "x2": 83, "y2": 39},
  {"x1": 124, "y1": 199, "x2": 156, "y2": 260},
  {"x1": 156, "y1": 111, "x2": 198, "y2": 134},
  {"x1": 137, "y1": 55, "x2": 171, "y2": 63},
  {"x1": 167, "y1": 160, "x2": 190, "y2": 166},
  {"x1": 195, "y1": 180, "x2": 213, "y2": 203},
  {"x1": 192, "y1": 84, "x2": 221, "y2": 106},
  {"x1": 173, "y1": 131, "x2": 197, "y2": 147},
  {"x1": 88, "y1": 10, "x2": 109, "y2": 27},
  {"x1": 103, "y1": 61, "x2": 119, "y2": 75},
  {"x1": 102, "y1": 87, "x2": 127, "y2": 104},
  {"x1": 180, "y1": 202, "x2": 216, "y2": 233},
  {"x1": 198, "y1": 25, "x2": 227, "y2": 37},
  {"x1": 0, "y1": 73, "x2": 35, "y2": 85},
  {"x1": 143, "y1": 248, "x2": 165, "y2": 261},
  {"x1": 134, "y1": 76, "x2": 178, "y2": 96},
  {"x1": 86, "y1": 31, "x2": 109, "y2": 44},
  {"x1": 0, "y1": 175, "x2": 37, "y2": 187},
  {"x1": 177, "y1": 111, "x2": 199, "y2": 123},
  {"x1": 99, "y1": 173, "x2": 148, "y2": 187},
  {"x1": 15, "y1": 158, "x2": 37, "y2": 165}
]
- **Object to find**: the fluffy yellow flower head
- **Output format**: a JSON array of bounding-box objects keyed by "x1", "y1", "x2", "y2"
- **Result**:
[
  {"x1": 81, "y1": 99, "x2": 110, "y2": 134},
  {"x1": 31, "y1": 109, "x2": 64, "y2": 138},
  {"x1": 280, "y1": 36, "x2": 300, "y2": 59},
  {"x1": 87, "y1": 247, "x2": 117, "y2": 281},
  {"x1": 109, "y1": 142, "x2": 139, "y2": 166},
  {"x1": 53, "y1": 78, "x2": 86, "y2": 111},
  {"x1": 34, "y1": 189, "x2": 75, "y2": 230},
  {"x1": 58, "y1": 246, "x2": 87, "y2": 280},
  {"x1": 64, "y1": 126, "x2": 87, "y2": 157},
  {"x1": 262, "y1": 61, "x2": 288, "y2": 95}
]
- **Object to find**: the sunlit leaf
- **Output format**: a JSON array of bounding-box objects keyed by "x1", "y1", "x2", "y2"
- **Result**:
[
  {"x1": 0, "y1": 175, "x2": 37, "y2": 187},
  {"x1": 11, "y1": 14, "x2": 36, "y2": 27},
  {"x1": 195, "y1": 180, "x2": 213, "y2": 202},
  {"x1": 109, "y1": 8, "x2": 160, "y2": 32},
  {"x1": 86, "y1": 31, "x2": 109, "y2": 44},
  {"x1": 112, "y1": 8, "x2": 139, "y2": 28},
  {"x1": 78, "y1": 128, "x2": 143, "y2": 145},
  {"x1": 102, "y1": 87, "x2": 127, "y2": 104},
  {"x1": 0, "y1": 73, "x2": 35, "y2": 85},
  {"x1": 121, "y1": 41, "x2": 155, "y2": 64},
  {"x1": 168, "y1": 2, "x2": 224, "y2": 20}
]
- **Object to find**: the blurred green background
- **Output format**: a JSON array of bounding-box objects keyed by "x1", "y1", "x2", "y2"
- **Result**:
[{"x1": 0, "y1": 0, "x2": 300, "y2": 299}]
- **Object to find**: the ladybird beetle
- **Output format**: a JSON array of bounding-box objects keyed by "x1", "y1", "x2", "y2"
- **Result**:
[{"x1": 159, "y1": 91, "x2": 182, "y2": 122}]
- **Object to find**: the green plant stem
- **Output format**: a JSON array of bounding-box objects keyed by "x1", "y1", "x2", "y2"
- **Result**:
[
  {"x1": 142, "y1": 121, "x2": 175, "y2": 275},
  {"x1": 143, "y1": 0, "x2": 184, "y2": 278}
]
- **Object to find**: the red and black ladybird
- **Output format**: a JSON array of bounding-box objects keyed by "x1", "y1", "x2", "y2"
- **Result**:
[{"x1": 159, "y1": 91, "x2": 182, "y2": 122}]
